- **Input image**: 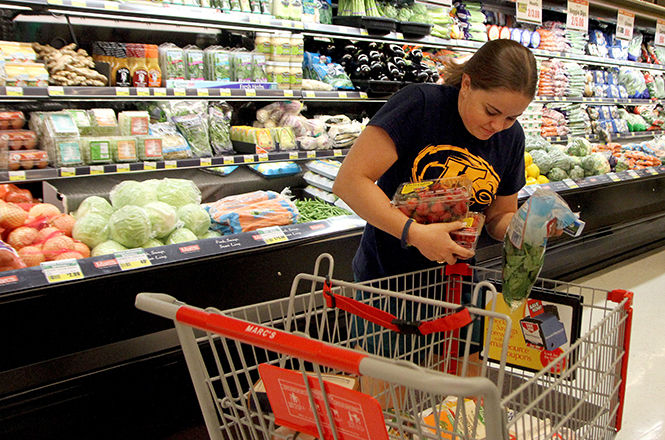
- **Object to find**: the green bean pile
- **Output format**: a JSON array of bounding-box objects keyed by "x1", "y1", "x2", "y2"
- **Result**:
[{"x1": 295, "y1": 199, "x2": 352, "y2": 223}]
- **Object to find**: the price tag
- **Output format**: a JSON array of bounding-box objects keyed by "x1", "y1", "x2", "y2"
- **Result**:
[
  {"x1": 104, "y1": 1, "x2": 119, "y2": 9},
  {"x1": 566, "y1": 0, "x2": 588, "y2": 32},
  {"x1": 656, "y1": 19, "x2": 665, "y2": 47},
  {"x1": 174, "y1": 88, "x2": 186, "y2": 97},
  {"x1": 115, "y1": 249, "x2": 152, "y2": 271},
  {"x1": 137, "y1": 87, "x2": 150, "y2": 96},
  {"x1": 223, "y1": 156, "x2": 235, "y2": 165},
  {"x1": 48, "y1": 86, "x2": 64, "y2": 96},
  {"x1": 338, "y1": 91, "x2": 348, "y2": 99},
  {"x1": 647, "y1": 167, "x2": 659, "y2": 175},
  {"x1": 197, "y1": 88, "x2": 209, "y2": 97},
  {"x1": 6, "y1": 87, "x2": 23, "y2": 96},
  {"x1": 47, "y1": 0, "x2": 63, "y2": 4},
  {"x1": 245, "y1": 89, "x2": 257, "y2": 97},
  {"x1": 516, "y1": 0, "x2": 542, "y2": 24},
  {"x1": 61, "y1": 167, "x2": 75, "y2": 177},
  {"x1": 359, "y1": 92, "x2": 368, "y2": 99},
  {"x1": 395, "y1": 32, "x2": 404, "y2": 40},
  {"x1": 153, "y1": 88, "x2": 166, "y2": 97},
  {"x1": 616, "y1": 9, "x2": 634, "y2": 41},
  {"x1": 333, "y1": 149, "x2": 343, "y2": 157},
  {"x1": 306, "y1": 151, "x2": 316, "y2": 159},
  {"x1": 563, "y1": 178, "x2": 579, "y2": 189},
  {"x1": 258, "y1": 153, "x2": 268, "y2": 162},
  {"x1": 41, "y1": 260, "x2": 84, "y2": 284},
  {"x1": 220, "y1": 89, "x2": 231, "y2": 96},
  {"x1": 360, "y1": 29, "x2": 369, "y2": 36},
  {"x1": 243, "y1": 155, "x2": 254, "y2": 163},
  {"x1": 115, "y1": 87, "x2": 130, "y2": 96},
  {"x1": 165, "y1": 160, "x2": 177, "y2": 169},
  {"x1": 284, "y1": 90, "x2": 294, "y2": 97},
  {"x1": 199, "y1": 157, "x2": 212, "y2": 167},
  {"x1": 607, "y1": 172, "x2": 621, "y2": 182},
  {"x1": 71, "y1": 0, "x2": 86, "y2": 7},
  {"x1": 627, "y1": 170, "x2": 639, "y2": 179},
  {"x1": 258, "y1": 226, "x2": 288, "y2": 245},
  {"x1": 303, "y1": 91, "x2": 315, "y2": 98},
  {"x1": 293, "y1": 21, "x2": 304, "y2": 29},
  {"x1": 289, "y1": 151, "x2": 299, "y2": 160},
  {"x1": 8, "y1": 170, "x2": 26, "y2": 181},
  {"x1": 116, "y1": 163, "x2": 130, "y2": 173},
  {"x1": 90, "y1": 165, "x2": 104, "y2": 175}
]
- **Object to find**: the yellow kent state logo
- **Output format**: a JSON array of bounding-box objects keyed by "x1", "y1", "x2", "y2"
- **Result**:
[{"x1": 412, "y1": 145, "x2": 500, "y2": 207}]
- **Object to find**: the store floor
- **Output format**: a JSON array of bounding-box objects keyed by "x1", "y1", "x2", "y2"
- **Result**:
[
  {"x1": 164, "y1": 247, "x2": 665, "y2": 440},
  {"x1": 572, "y1": 246, "x2": 665, "y2": 440}
]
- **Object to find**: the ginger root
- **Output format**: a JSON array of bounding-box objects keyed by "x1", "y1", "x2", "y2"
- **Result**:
[{"x1": 33, "y1": 42, "x2": 108, "y2": 87}]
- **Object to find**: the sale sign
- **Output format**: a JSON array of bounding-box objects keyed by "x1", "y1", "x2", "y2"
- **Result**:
[{"x1": 566, "y1": 0, "x2": 588, "y2": 32}]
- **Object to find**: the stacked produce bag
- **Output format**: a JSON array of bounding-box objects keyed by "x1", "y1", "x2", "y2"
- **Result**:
[
  {"x1": 540, "y1": 107, "x2": 569, "y2": 138},
  {"x1": 302, "y1": 159, "x2": 341, "y2": 204},
  {"x1": 452, "y1": 1, "x2": 487, "y2": 42},
  {"x1": 564, "y1": 62, "x2": 585, "y2": 97},
  {"x1": 537, "y1": 60, "x2": 569, "y2": 97}
]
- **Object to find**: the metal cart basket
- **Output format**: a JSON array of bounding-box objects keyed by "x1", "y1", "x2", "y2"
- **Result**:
[{"x1": 135, "y1": 253, "x2": 632, "y2": 440}]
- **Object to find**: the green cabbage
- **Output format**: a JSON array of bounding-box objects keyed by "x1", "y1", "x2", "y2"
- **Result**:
[
  {"x1": 525, "y1": 135, "x2": 551, "y2": 152},
  {"x1": 74, "y1": 196, "x2": 114, "y2": 220},
  {"x1": 144, "y1": 201, "x2": 179, "y2": 239},
  {"x1": 142, "y1": 179, "x2": 161, "y2": 196},
  {"x1": 581, "y1": 153, "x2": 611, "y2": 176},
  {"x1": 156, "y1": 178, "x2": 202, "y2": 208},
  {"x1": 529, "y1": 149, "x2": 552, "y2": 174},
  {"x1": 91, "y1": 240, "x2": 127, "y2": 257},
  {"x1": 141, "y1": 238, "x2": 164, "y2": 248},
  {"x1": 166, "y1": 227, "x2": 198, "y2": 244},
  {"x1": 72, "y1": 213, "x2": 109, "y2": 248},
  {"x1": 199, "y1": 229, "x2": 221, "y2": 239},
  {"x1": 566, "y1": 137, "x2": 592, "y2": 157},
  {"x1": 548, "y1": 150, "x2": 572, "y2": 171},
  {"x1": 177, "y1": 203, "x2": 211, "y2": 236},
  {"x1": 108, "y1": 205, "x2": 152, "y2": 248},
  {"x1": 569, "y1": 165, "x2": 585, "y2": 180},
  {"x1": 110, "y1": 180, "x2": 157, "y2": 208},
  {"x1": 547, "y1": 167, "x2": 569, "y2": 181}
]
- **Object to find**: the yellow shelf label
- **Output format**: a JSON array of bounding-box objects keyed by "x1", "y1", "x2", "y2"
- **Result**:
[
  {"x1": 72, "y1": 0, "x2": 87, "y2": 7},
  {"x1": 306, "y1": 151, "x2": 316, "y2": 159},
  {"x1": 360, "y1": 92, "x2": 368, "y2": 99},
  {"x1": 338, "y1": 91, "x2": 348, "y2": 99},
  {"x1": 174, "y1": 88, "x2": 186, "y2": 97},
  {"x1": 303, "y1": 91, "x2": 315, "y2": 98},
  {"x1": 360, "y1": 29, "x2": 369, "y2": 36},
  {"x1": 197, "y1": 88, "x2": 209, "y2": 97},
  {"x1": 153, "y1": 88, "x2": 166, "y2": 97},
  {"x1": 258, "y1": 226, "x2": 288, "y2": 245},
  {"x1": 6, "y1": 87, "x2": 23, "y2": 96},
  {"x1": 137, "y1": 87, "x2": 150, "y2": 96},
  {"x1": 116, "y1": 163, "x2": 130, "y2": 173},
  {"x1": 199, "y1": 157, "x2": 212, "y2": 167},
  {"x1": 47, "y1": 0, "x2": 64, "y2": 4},
  {"x1": 115, "y1": 249, "x2": 152, "y2": 271},
  {"x1": 223, "y1": 156, "x2": 234, "y2": 165},
  {"x1": 90, "y1": 165, "x2": 104, "y2": 175},
  {"x1": 41, "y1": 260, "x2": 84, "y2": 284},
  {"x1": 220, "y1": 89, "x2": 231, "y2": 96},
  {"x1": 243, "y1": 155, "x2": 254, "y2": 163},
  {"x1": 258, "y1": 153, "x2": 268, "y2": 162},
  {"x1": 284, "y1": 90, "x2": 294, "y2": 97},
  {"x1": 245, "y1": 89, "x2": 257, "y2": 97},
  {"x1": 115, "y1": 87, "x2": 130, "y2": 96},
  {"x1": 104, "y1": 1, "x2": 119, "y2": 9},
  {"x1": 165, "y1": 160, "x2": 177, "y2": 169},
  {"x1": 61, "y1": 167, "x2": 76, "y2": 177},
  {"x1": 48, "y1": 86, "x2": 65, "y2": 96},
  {"x1": 333, "y1": 149, "x2": 342, "y2": 157},
  {"x1": 143, "y1": 161, "x2": 157, "y2": 170},
  {"x1": 8, "y1": 171, "x2": 26, "y2": 181},
  {"x1": 289, "y1": 151, "x2": 299, "y2": 160}
]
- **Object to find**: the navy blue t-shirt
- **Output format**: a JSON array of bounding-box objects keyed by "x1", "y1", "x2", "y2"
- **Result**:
[{"x1": 353, "y1": 83, "x2": 526, "y2": 281}]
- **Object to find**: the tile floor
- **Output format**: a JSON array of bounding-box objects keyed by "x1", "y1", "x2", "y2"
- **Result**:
[{"x1": 573, "y1": 246, "x2": 665, "y2": 440}]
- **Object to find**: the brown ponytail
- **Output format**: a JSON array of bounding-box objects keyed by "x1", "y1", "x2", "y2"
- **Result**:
[{"x1": 443, "y1": 39, "x2": 538, "y2": 98}]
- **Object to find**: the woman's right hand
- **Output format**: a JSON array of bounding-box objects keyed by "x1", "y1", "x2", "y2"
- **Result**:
[{"x1": 408, "y1": 221, "x2": 475, "y2": 265}]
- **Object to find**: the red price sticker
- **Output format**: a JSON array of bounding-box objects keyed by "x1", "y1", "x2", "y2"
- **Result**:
[
  {"x1": 566, "y1": 0, "x2": 588, "y2": 32},
  {"x1": 656, "y1": 19, "x2": 665, "y2": 47},
  {"x1": 616, "y1": 9, "x2": 634, "y2": 41},
  {"x1": 516, "y1": 0, "x2": 542, "y2": 24}
]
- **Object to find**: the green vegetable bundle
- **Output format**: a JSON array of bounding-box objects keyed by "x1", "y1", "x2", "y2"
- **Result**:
[{"x1": 294, "y1": 199, "x2": 351, "y2": 223}]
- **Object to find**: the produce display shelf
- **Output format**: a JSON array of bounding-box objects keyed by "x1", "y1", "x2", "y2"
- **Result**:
[
  {"x1": 0, "y1": 86, "x2": 369, "y2": 101},
  {"x1": 534, "y1": 96, "x2": 656, "y2": 105},
  {"x1": 518, "y1": 164, "x2": 665, "y2": 198},
  {"x1": 545, "y1": 129, "x2": 665, "y2": 144},
  {"x1": 0, "y1": 215, "x2": 367, "y2": 297},
  {"x1": 6, "y1": 0, "x2": 665, "y2": 75},
  {"x1": 0, "y1": 148, "x2": 348, "y2": 184}
]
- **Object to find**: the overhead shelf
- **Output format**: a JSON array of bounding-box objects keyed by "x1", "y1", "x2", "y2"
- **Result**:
[
  {"x1": 1, "y1": 148, "x2": 348, "y2": 183},
  {"x1": 545, "y1": 129, "x2": 665, "y2": 143}
]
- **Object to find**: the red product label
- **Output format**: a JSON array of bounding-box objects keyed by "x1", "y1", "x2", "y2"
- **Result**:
[
  {"x1": 179, "y1": 244, "x2": 200, "y2": 254},
  {"x1": 130, "y1": 116, "x2": 149, "y2": 136},
  {"x1": 258, "y1": 364, "x2": 388, "y2": 440},
  {"x1": 0, "y1": 275, "x2": 18, "y2": 285},
  {"x1": 527, "y1": 299, "x2": 544, "y2": 317},
  {"x1": 143, "y1": 138, "x2": 162, "y2": 157},
  {"x1": 133, "y1": 69, "x2": 149, "y2": 87},
  {"x1": 94, "y1": 259, "x2": 118, "y2": 268},
  {"x1": 309, "y1": 223, "x2": 325, "y2": 230}
]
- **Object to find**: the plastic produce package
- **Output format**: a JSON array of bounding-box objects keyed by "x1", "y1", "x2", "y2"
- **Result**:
[
  {"x1": 42, "y1": 112, "x2": 83, "y2": 167},
  {"x1": 208, "y1": 102, "x2": 233, "y2": 155},
  {"x1": 502, "y1": 189, "x2": 584, "y2": 310},
  {"x1": 118, "y1": 111, "x2": 150, "y2": 136},
  {"x1": 172, "y1": 113, "x2": 212, "y2": 157},
  {"x1": 149, "y1": 122, "x2": 192, "y2": 159},
  {"x1": 80, "y1": 137, "x2": 113, "y2": 164},
  {"x1": 391, "y1": 176, "x2": 472, "y2": 224},
  {"x1": 87, "y1": 108, "x2": 119, "y2": 136}
]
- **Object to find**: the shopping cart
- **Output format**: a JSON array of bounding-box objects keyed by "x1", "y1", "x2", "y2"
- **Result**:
[{"x1": 135, "y1": 253, "x2": 632, "y2": 440}]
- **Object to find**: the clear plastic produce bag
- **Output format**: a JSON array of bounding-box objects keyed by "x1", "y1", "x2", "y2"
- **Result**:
[{"x1": 502, "y1": 189, "x2": 584, "y2": 311}]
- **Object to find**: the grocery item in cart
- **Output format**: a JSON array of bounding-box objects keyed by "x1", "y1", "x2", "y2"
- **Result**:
[
  {"x1": 392, "y1": 176, "x2": 472, "y2": 224},
  {"x1": 503, "y1": 189, "x2": 584, "y2": 311}
]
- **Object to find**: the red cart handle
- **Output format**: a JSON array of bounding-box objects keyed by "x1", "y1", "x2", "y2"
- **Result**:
[{"x1": 322, "y1": 278, "x2": 472, "y2": 336}]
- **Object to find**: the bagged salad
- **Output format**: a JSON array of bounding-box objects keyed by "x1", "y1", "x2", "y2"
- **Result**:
[
  {"x1": 502, "y1": 189, "x2": 584, "y2": 311},
  {"x1": 208, "y1": 102, "x2": 233, "y2": 155}
]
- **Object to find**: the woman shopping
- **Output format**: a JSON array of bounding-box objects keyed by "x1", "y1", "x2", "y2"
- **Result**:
[{"x1": 333, "y1": 39, "x2": 538, "y2": 282}]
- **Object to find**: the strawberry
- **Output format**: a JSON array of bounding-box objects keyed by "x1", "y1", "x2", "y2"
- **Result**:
[
  {"x1": 430, "y1": 201, "x2": 444, "y2": 214},
  {"x1": 453, "y1": 201, "x2": 468, "y2": 217},
  {"x1": 416, "y1": 202, "x2": 429, "y2": 216}
]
